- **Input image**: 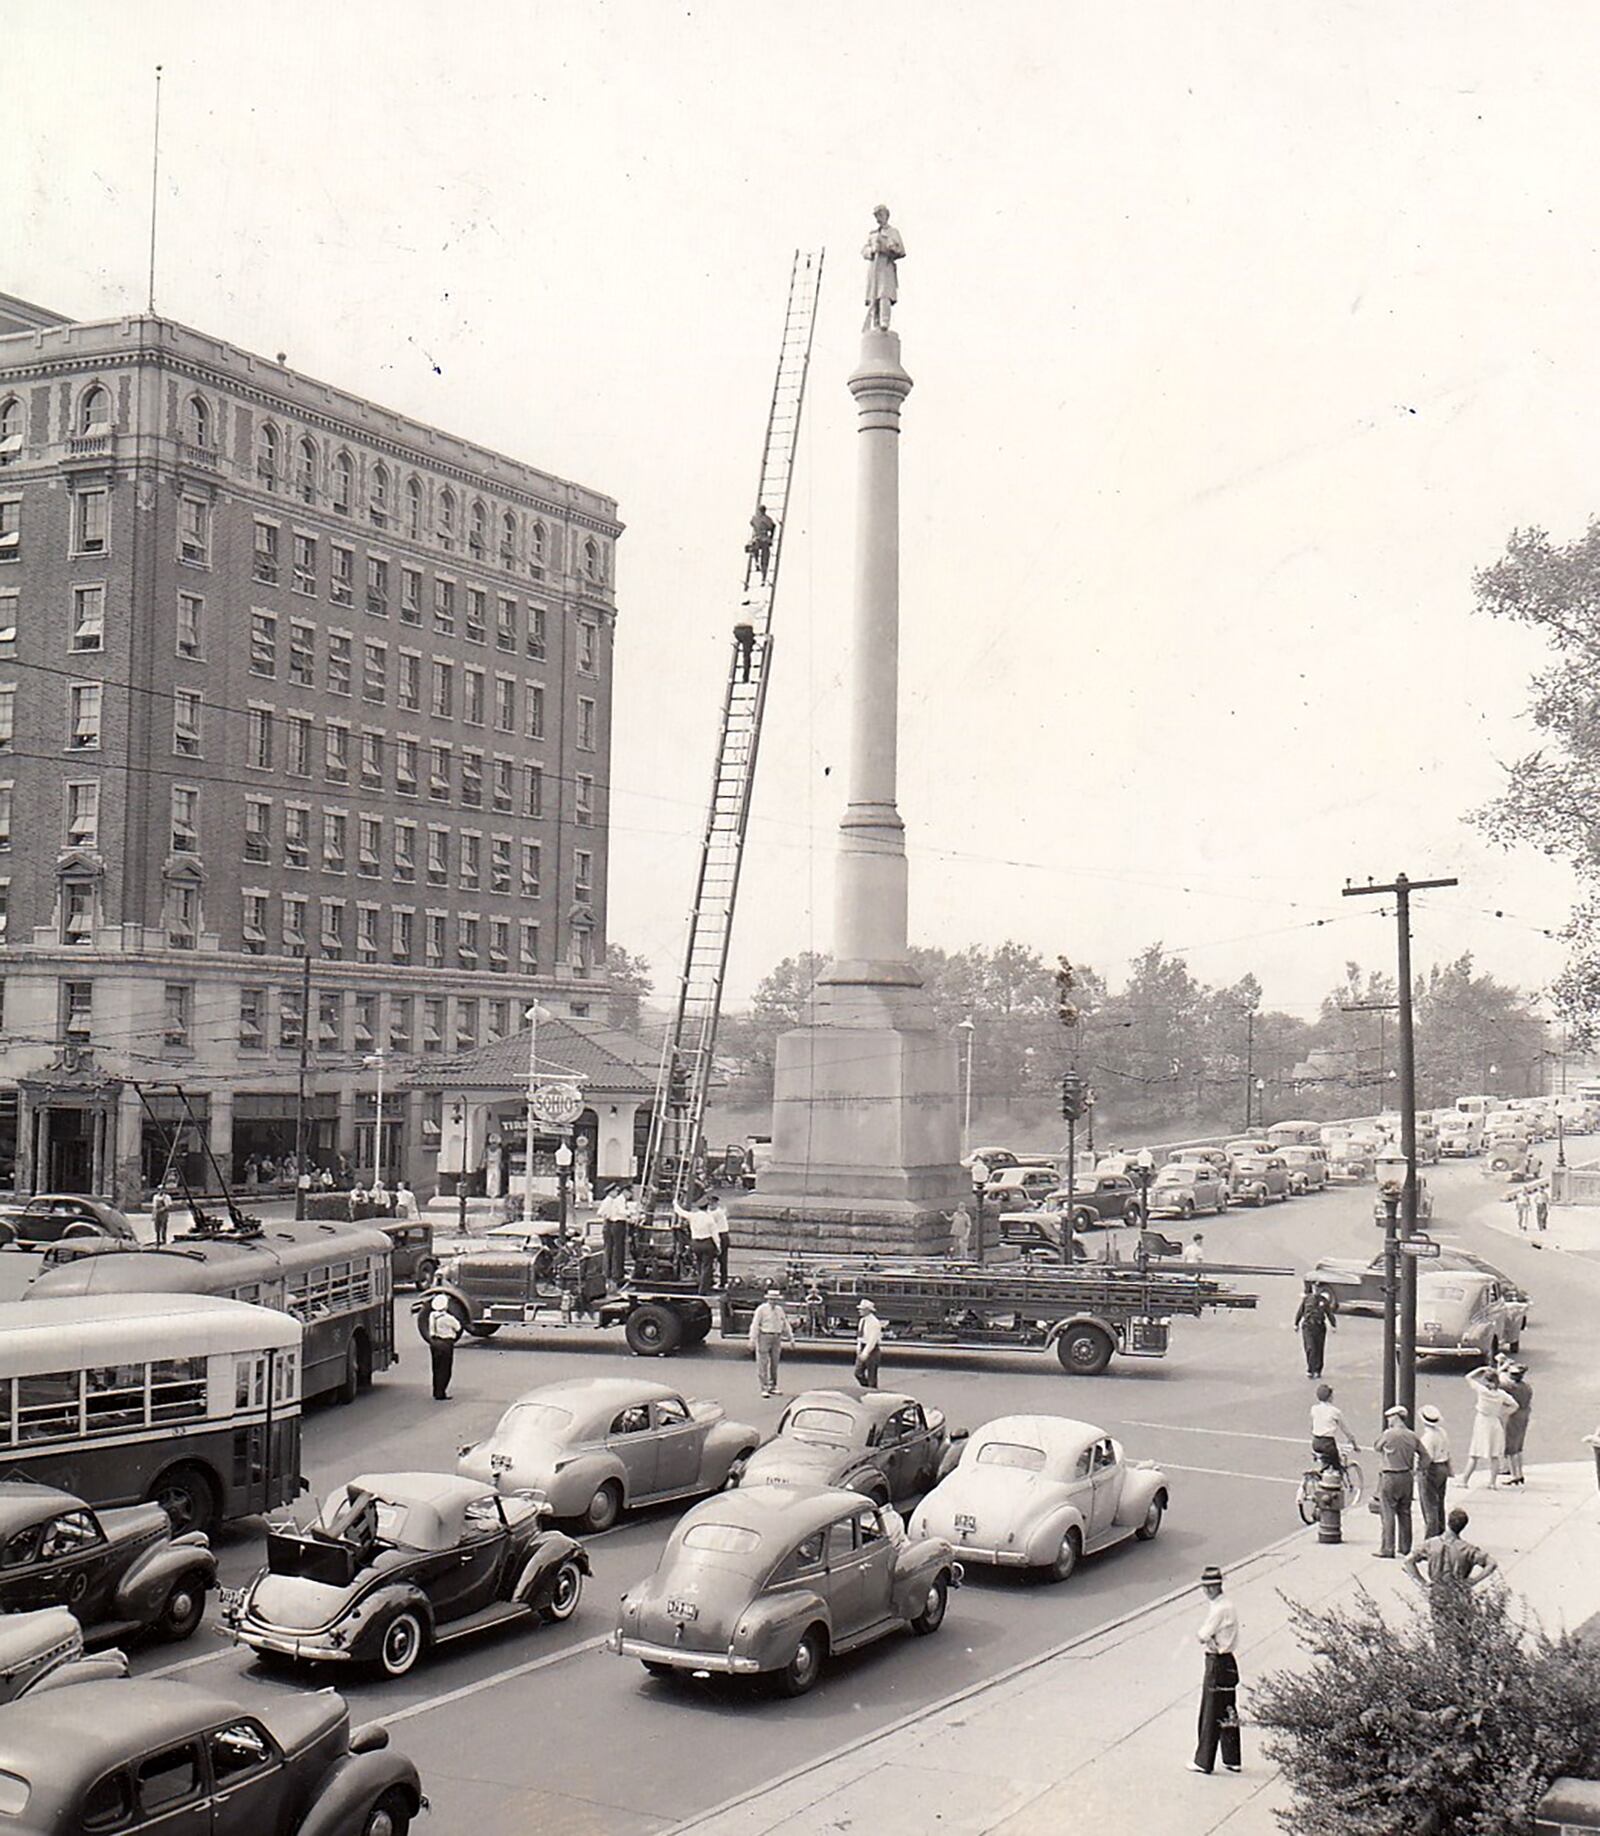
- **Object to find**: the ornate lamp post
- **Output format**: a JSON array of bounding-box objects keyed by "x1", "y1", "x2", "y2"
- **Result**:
[
  {"x1": 555, "y1": 1137, "x2": 574, "y2": 1242},
  {"x1": 957, "y1": 1017, "x2": 975, "y2": 1156},
  {"x1": 361, "y1": 1048, "x2": 387, "y2": 1191},
  {"x1": 522, "y1": 1004, "x2": 552, "y2": 1230}
]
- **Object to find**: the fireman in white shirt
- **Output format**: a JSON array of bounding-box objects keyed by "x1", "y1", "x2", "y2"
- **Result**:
[{"x1": 854, "y1": 1298, "x2": 884, "y2": 1389}]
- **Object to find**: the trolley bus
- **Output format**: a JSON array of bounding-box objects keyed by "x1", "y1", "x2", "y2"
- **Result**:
[
  {"x1": 0, "y1": 1293, "x2": 302, "y2": 1536},
  {"x1": 26, "y1": 1218, "x2": 394, "y2": 1407}
]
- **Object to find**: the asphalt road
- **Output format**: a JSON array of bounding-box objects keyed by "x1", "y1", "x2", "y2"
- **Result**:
[{"x1": 115, "y1": 1148, "x2": 1598, "y2": 1835}]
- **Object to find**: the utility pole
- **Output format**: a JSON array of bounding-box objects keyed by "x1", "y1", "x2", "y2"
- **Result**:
[
  {"x1": 292, "y1": 950, "x2": 312, "y2": 1221},
  {"x1": 1243, "y1": 1009, "x2": 1256, "y2": 1131},
  {"x1": 1343, "y1": 872, "x2": 1457, "y2": 1420}
]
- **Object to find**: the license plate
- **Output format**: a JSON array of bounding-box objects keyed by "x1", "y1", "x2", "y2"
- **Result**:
[
  {"x1": 218, "y1": 1586, "x2": 246, "y2": 1618},
  {"x1": 666, "y1": 1599, "x2": 698, "y2": 1621},
  {"x1": 954, "y1": 1512, "x2": 978, "y2": 1533},
  {"x1": 489, "y1": 1452, "x2": 513, "y2": 1472}
]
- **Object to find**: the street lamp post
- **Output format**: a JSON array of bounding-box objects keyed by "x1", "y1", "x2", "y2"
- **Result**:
[
  {"x1": 522, "y1": 1004, "x2": 552, "y2": 1230},
  {"x1": 555, "y1": 1136, "x2": 574, "y2": 1242},
  {"x1": 453, "y1": 1100, "x2": 468, "y2": 1236},
  {"x1": 361, "y1": 1049, "x2": 387, "y2": 1192},
  {"x1": 1253, "y1": 1077, "x2": 1265, "y2": 1132},
  {"x1": 1133, "y1": 1147, "x2": 1156, "y2": 1233},
  {"x1": 957, "y1": 1017, "x2": 975, "y2": 1156}
]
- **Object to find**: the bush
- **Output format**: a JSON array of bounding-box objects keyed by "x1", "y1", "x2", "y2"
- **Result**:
[{"x1": 1255, "y1": 1583, "x2": 1600, "y2": 1835}]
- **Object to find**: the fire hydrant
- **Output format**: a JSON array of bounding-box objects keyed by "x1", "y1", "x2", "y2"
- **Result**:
[{"x1": 1316, "y1": 1465, "x2": 1344, "y2": 1544}]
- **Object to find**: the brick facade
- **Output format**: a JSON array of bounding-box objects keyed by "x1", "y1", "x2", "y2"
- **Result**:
[{"x1": 0, "y1": 304, "x2": 619, "y2": 1203}]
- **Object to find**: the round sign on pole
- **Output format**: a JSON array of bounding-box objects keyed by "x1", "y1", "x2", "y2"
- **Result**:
[{"x1": 530, "y1": 1082, "x2": 583, "y2": 1126}]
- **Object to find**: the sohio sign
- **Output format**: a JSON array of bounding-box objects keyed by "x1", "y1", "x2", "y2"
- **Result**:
[{"x1": 529, "y1": 1082, "x2": 583, "y2": 1126}]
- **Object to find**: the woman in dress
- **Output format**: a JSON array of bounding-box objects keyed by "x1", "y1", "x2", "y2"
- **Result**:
[
  {"x1": 1500, "y1": 1363, "x2": 1533, "y2": 1485},
  {"x1": 1460, "y1": 1365, "x2": 1518, "y2": 1487}
]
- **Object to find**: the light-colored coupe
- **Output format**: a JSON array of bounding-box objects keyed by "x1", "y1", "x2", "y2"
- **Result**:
[
  {"x1": 458, "y1": 1378, "x2": 760, "y2": 1532},
  {"x1": 909, "y1": 1416, "x2": 1168, "y2": 1581}
]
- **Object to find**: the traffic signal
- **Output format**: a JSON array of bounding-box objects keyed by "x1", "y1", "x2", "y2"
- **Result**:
[
  {"x1": 1055, "y1": 957, "x2": 1080, "y2": 1027},
  {"x1": 1060, "y1": 1073, "x2": 1093, "y2": 1121}
]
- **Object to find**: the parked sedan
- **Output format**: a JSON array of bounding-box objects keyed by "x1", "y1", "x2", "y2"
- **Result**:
[
  {"x1": 1280, "y1": 1146, "x2": 1330, "y2": 1193},
  {"x1": 738, "y1": 1391, "x2": 964, "y2": 1504},
  {"x1": 0, "y1": 1481, "x2": 216, "y2": 1646},
  {"x1": 1051, "y1": 1172, "x2": 1144, "y2": 1231},
  {"x1": 981, "y1": 1167, "x2": 1060, "y2": 1210},
  {"x1": 0, "y1": 1196, "x2": 138, "y2": 1253},
  {"x1": 911, "y1": 1416, "x2": 1168, "y2": 1581},
  {"x1": 1229, "y1": 1153, "x2": 1291, "y2": 1205},
  {"x1": 0, "y1": 1675, "x2": 424, "y2": 1836},
  {"x1": 226, "y1": 1471, "x2": 587, "y2": 1677},
  {"x1": 610, "y1": 1485, "x2": 960, "y2": 1696},
  {"x1": 0, "y1": 1607, "x2": 128, "y2": 1702},
  {"x1": 1146, "y1": 1165, "x2": 1227, "y2": 1219},
  {"x1": 458, "y1": 1377, "x2": 760, "y2": 1532}
]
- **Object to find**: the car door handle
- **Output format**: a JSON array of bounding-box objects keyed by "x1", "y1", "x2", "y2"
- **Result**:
[{"x1": 459, "y1": 1552, "x2": 476, "y2": 1564}]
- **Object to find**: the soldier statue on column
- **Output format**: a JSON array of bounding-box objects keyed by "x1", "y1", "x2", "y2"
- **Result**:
[{"x1": 862, "y1": 204, "x2": 905, "y2": 332}]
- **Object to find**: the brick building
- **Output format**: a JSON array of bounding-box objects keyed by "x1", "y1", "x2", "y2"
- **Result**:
[{"x1": 0, "y1": 293, "x2": 620, "y2": 1203}]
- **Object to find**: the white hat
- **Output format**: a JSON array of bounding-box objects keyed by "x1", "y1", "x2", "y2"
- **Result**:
[
  {"x1": 858, "y1": 1298, "x2": 876, "y2": 1313},
  {"x1": 1420, "y1": 1404, "x2": 1442, "y2": 1423},
  {"x1": 431, "y1": 1294, "x2": 451, "y2": 1311}
]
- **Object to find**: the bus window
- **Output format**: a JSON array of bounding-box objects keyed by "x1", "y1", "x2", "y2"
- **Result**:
[
  {"x1": 85, "y1": 1364, "x2": 146, "y2": 1434},
  {"x1": 273, "y1": 1350, "x2": 298, "y2": 1406},
  {"x1": 150, "y1": 1358, "x2": 208, "y2": 1424},
  {"x1": 235, "y1": 1355, "x2": 266, "y2": 1412},
  {"x1": 17, "y1": 1373, "x2": 79, "y2": 1443}
]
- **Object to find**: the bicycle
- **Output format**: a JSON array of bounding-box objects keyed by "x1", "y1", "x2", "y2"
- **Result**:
[{"x1": 1297, "y1": 1456, "x2": 1364, "y2": 1524}]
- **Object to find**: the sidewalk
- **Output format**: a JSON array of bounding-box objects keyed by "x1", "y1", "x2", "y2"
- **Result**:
[
  {"x1": 1475, "y1": 1187, "x2": 1600, "y2": 1260},
  {"x1": 674, "y1": 1463, "x2": 1600, "y2": 1836}
]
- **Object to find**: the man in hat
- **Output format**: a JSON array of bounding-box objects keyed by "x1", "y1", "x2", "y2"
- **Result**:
[
  {"x1": 1417, "y1": 1403, "x2": 1453, "y2": 1537},
  {"x1": 1501, "y1": 1361, "x2": 1533, "y2": 1486},
  {"x1": 595, "y1": 1182, "x2": 634, "y2": 1289},
  {"x1": 1293, "y1": 1282, "x2": 1338, "y2": 1378},
  {"x1": 1373, "y1": 1403, "x2": 1425, "y2": 1558},
  {"x1": 748, "y1": 1286, "x2": 795, "y2": 1398},
  {"x1": 1188, "y1": 1565, "x2": 1241, "y2": 1775},
  {"x1": 423, "y1": 1293, "x2": 463, "y2": 1401},
  {"x1": 855, "y1": 1299, "x2": 884, "y2": 1389}
]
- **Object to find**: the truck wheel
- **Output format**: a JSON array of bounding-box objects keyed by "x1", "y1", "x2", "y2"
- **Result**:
[
  {"x1": 147, "y1": 1465, "x2": 218, "y2": 1539},
  {"x1": 1056, "y1": 1325, "x2": 1113, "y2": 1376},
  {"x1": 465, "y1": 1322, "x2": 501, "y2": 1339},
  {"x1": 625, "y1": 1303, "x2": 684, "y2": 1357},
  {"x1": 413, "y1": 1257, "x2": 439, "y2": 1291}
]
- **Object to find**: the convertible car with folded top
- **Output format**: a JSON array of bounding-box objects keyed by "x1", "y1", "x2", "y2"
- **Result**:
[
  {"x1": 224, "y1": 1471, "x2": 588, "y2": 1677},
  {"x1": 910, "y1": 1416, "x2": 1168, "y2": 1580}
]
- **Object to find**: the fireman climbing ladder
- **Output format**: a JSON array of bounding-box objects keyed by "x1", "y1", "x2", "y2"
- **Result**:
[{"x1": 640, "y1": 250, "x2": 825, "y2": 1218}]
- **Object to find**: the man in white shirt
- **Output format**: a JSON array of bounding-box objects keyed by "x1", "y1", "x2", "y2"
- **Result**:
[
  {"x1": 596, "y1": 1183, "x2": 634, "y2": 1288},
  {"x1": 1417, "y1": 1402, "x2": 1452, "y2": 1538},
  {"x1": 1182, "y1": 1234, "x2": 1206, "y2": 1266},
  {"x1": 1189, "y1": 1565, "x2": 1241, "y2": 1775},
  {"x1": 748, "y1": 1286, "x2": 794, "y2": 1397},
  {"x1": 707, "y1": 1192, "x2": 731, "y2": 1289},
  {"x1": 674, "y1": 1196, "x2": 719, "y2": 1294},
  {"x1": 855, "y1": 1298, "x2": 884, "y2": 1389},
  {"x1": 1309, "y1": 1383, "x2": 1359, "y2": 1475},
  {"x1": 394, "y1": 1181, "x2": 419, "y2": 1221}
]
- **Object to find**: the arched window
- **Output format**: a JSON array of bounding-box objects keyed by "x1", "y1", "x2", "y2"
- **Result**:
[
  {"x1": 0, "y1": 397, "x2": 21, "y2": 462},
  {"x1": 583, "y1": 536, "x2": 603, "y2": 582},
  {"x1": 405, "y1": 476, "x2": 423, "y2": 541},
  {"x1": 370, "y1": 462, "x2": 390, "y2": 525},
  {"x1": 255, "y1": 422, "x2": 279, "y2": 489},
  {"x1": 437, "y1": 488, "x2": 456, "y2": 549},
  {"x1": 332, "y1": 451, "x2": 354, "y2": 515},
  {"x1": 530, "y1": 519, "x2": 547, "y2": 572},
  {"x1": 469, "y1": 499, "x2": 487, "y2": 560},
  {"x1": 186, "y1": 395, "x2": 211, "y2": 448},
  {"x1": 79, "y1": 385, "x2": 111, "y2": 436},
  {"x1": 296, "y1": 437, "x2": 318, "y2": 503},
  {"x1": 500, "y1": 509, "x2": 517, "y2": 567}
]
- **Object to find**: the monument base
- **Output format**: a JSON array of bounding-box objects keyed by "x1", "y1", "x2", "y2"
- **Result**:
[{"x1": 728, "y1": 1007, "x2": 966, "y2": 1256}]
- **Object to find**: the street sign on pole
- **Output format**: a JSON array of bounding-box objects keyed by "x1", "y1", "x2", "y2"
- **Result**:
[
  {"x1": 1401, "y1": 1237, "x2": 1441, "y2": 1258},
  {"x1": 530, "y1": 1082, "x2": 583, "y2": 1126}
]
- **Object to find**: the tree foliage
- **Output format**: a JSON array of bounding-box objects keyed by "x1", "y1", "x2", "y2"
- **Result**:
[
  {"x1": 1256, "y1": 1582, "x2": 1600, "y2": 1836},
  {"x1": 603, "y1": 944, "x2": 653, "y2": 1033},
  {"x1": 1472, "y1": 523, "x2": 1600, "y2": 1044}
]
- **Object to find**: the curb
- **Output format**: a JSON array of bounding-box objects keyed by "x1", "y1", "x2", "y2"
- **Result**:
[{"x1": 667, "y1": 1517, "x2": 1316, "y2": 1835}]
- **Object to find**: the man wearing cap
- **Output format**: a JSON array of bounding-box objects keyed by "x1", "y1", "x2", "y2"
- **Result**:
[
  {"x1": 1189, "y1": 1565, "x2": 1241, "y2": 1775},
  {"x1": 595, "y1": 1182, "x2": 633, "y2": 1289},
  {"x1": 749, "y1": 1287, "x2": 794, "y2": 1398},
  {"x1": 855, "y1": 1299, "x2": 884, "y2": 1389},
  {"x1": 1417, "y1": 1403, "x2": 1453, "y2": 1538},
  {"x1": 424, "y1": 1293, "x2": 463, "y2": 1401},
  {"x1": 1374, "y1": 1404, "x2": 1425, "y2": 1558}
]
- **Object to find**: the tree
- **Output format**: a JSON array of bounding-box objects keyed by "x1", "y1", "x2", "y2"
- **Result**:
[
  {"x1": 1472, "y1": 522, "x2": 1600, "y2": 1045},
  {"x1": 603, "y1": 944, "x2": 653, "y2": 1033},
  {"x1": 1256, "y1": 1582, "x2": 1600, "y2": 1835},
  {"x1": 1414, "y1": 954, "x2": 1547, "y2": 1105}
]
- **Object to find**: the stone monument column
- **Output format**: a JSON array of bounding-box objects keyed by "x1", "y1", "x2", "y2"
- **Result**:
[{"x1": 732, "y1": 208, "x2": 964, "y2": 1255}]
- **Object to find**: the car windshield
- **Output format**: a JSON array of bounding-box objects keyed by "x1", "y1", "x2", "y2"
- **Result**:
[
  {"x1": 784, "y1": 1407, "x2": 856, "y2": 1442},
  {"x1": 681, "y1": 1523, "x2": 762, "y2": 1555},
  {"x1": 502, "y1": 1402, "x2": 574, "y2": 1438},
  {"x1": 974, "y1": 1441, "x2": 1047, "y2": 1471},
  {"x1": 1154, "y1": 1170, "x2": 1193, "y2": 1184}
]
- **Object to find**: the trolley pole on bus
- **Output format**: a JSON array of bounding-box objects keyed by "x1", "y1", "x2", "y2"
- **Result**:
[{"x1": 1344, "y1": 872, "x2": 1457, "y2": 1419}]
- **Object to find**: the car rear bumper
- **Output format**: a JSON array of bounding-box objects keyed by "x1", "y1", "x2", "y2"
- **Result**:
[
  {"x1": 607, "y1": 1632, "x2": 761, "y2": 1674},
  {"x1": 235, "y1": 1623, "x2": 352, "y2": 1662},
  {"x1": 940, "y1": 1543, "x2": 1029, "y2": 1567}
]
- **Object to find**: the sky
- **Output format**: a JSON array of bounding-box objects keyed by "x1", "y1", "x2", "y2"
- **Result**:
[{"x1": 12, "y1": 2, "x2": 1600, "y2": 1027}]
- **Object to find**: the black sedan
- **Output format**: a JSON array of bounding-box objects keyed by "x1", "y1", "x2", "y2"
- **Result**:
[
  {"x1": 737, "y1": 1390, "x2": 965, "y2": 1504},
  {"x1": 1306, "y1": 1248, "x2": 1530, "y2": 1318},
  {"x1": 0, "y1": 1195, "x2": 138, "y2": 1253},
  {"x1": 227, "y1": 1471, "x2": 588, "y2": 1677},
  {"x1": 0, "y1": 1481, "x2": 215, "y2": 1645},
  {"x1": 0, "y1": 1676, "x2": 424, "y2": 1835}
]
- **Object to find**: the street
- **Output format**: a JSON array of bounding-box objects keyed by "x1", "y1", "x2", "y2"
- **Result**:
[{"x1": 119, "y1": 1152, "x2": 1598, "y2": 1834}]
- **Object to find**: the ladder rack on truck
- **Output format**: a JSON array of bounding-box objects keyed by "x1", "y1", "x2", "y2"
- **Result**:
[{"x1": 603, "y1": 1256, "x2": 1260, "y2": 1374}]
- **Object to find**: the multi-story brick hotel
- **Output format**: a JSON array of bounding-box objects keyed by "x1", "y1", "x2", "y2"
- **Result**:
[{"x1": 0, "y1": 289, "x2": 620, "y2": 1202}]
